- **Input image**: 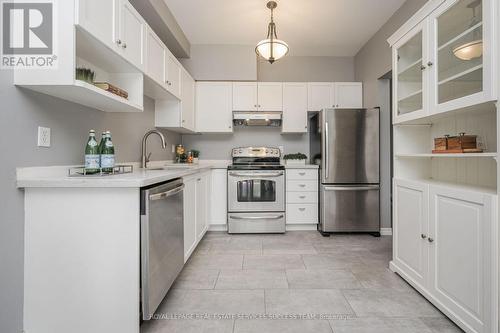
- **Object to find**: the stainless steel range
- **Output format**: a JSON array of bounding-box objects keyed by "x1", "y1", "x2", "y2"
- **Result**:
[{"x1": 227, "y1": 147, "x2": 285, "y2": 234}]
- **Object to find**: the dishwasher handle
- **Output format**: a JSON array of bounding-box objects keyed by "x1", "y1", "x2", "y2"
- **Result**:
[{"x1": 149, "y1": 184, "x2": 185, "y2": 201}]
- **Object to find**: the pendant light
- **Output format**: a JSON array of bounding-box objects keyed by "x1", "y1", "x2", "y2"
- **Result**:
[
  {"x1": 255, "y1": 1, "x2": 289, "y2": 64},
  {"x1": 453, "y1": 0, "x2": 483, "y2": 61}
]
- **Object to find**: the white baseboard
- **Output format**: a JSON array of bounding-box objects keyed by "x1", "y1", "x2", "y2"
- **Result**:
[
  {"x1": 208, "y1": 224, "x2": 228, "y2": 232},
  {"x1": 380, "y1": 228, "x2": 393, "y2": 236}
]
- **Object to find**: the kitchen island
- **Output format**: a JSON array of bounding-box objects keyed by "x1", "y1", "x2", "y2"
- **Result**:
[{"x1": 17, "y1": 161, "x2": 227, "y2": 333}]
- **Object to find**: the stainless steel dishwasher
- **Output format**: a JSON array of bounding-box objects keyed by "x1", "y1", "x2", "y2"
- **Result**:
[{"x1": 140, "y1": 178, "x2": 184, "y2": 320}]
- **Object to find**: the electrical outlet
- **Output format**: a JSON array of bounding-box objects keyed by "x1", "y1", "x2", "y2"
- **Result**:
[{"x1": 37, "y1": 126, "x2": 51, "y2": 147}]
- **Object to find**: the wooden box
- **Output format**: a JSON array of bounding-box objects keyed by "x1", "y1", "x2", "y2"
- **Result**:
[
  {"x1": 434, "y1": 137, "x2": 448, "y2": 151},
  {"x1": 447, "y1": 133, "x2": 477, "y2": 150}
]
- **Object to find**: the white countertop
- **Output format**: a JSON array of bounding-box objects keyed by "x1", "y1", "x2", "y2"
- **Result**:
[
  {"x1": 17, "y1": 160, "x2": 230, "y2": 188},
  {"x1": 16, "y1": 160, "x2": 319, "y2": 188}
]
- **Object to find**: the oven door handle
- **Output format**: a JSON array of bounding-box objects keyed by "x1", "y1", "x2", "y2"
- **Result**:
[
  {"x1": 229, "y1": 215, "x2": 284, "y2": 220},
  {"x1": 228, "y1": 172, "x2": 284, "y2": 177}
]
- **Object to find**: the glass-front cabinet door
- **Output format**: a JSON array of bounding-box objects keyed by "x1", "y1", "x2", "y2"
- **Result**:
[
  {"x1": 430, "y1": 0, "x2": 495, "y2": 113},
  {"x1": 393, "y1": 21, "x2": 428, "y2": 123}
]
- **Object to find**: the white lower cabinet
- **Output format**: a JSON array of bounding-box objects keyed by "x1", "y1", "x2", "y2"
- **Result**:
[
  {"x1": 286, "y1": 169, "x2": 319, "y2": 225},
  {"x1": 428, "y1": 185, "x2": 495, "y2": 333},
  {"x1": 392, "y1": 179, "x2": 498, "y2": 333},
  {"x1": 393, "y1": 179, "x2": 429, "y2": 289},
  {"x1": 183, "y1": 171, "x2": 211, "y2": 262},
  {"x1": 209, "y1": 169, "x2": 228, "y2": 229}
]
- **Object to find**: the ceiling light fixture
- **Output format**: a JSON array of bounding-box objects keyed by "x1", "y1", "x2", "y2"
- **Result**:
[
  {"x1": 453, "y1": 0, "x2": 483, "y2": 61},
  {"x1": 255, "y1": 1, "x2": 289, "y2": 64}
]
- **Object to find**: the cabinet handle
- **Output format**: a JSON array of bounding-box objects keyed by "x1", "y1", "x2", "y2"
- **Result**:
[
  {"x1": 299, "y1": 184, "x2": 306, "y2": 187},
  {"x1": 228, "y1": 125, "x2": 232, "y2": 129},
  {"x1": 299, "y1": 172, "x2": 306, "y2": 176},
  {"x1": 299, "y1": 195, "x2": 306, "y2": 199},
  {"x1": 421, "y1": 234, "x2": 427, "y2": 239},
  {"x1": 427, "y1": 61, "x2": 433, "y2": 67},
  {"x1": 116, "y1": 39, "x2": 122, "y2": 45},
  {"x1": 420, "y1": 65, "x2": 426, "y2": 71},
  {"x1": 428, "y1": 237, "x2": 434, "y2": 243},
  {"x1": 197, "y1": 178, "x2": 201, "y2": 181},
  {"x1": 122, "y1": 42, "x2": 127, "y2": 49},
  {"x1": 299, "y1": 207, "x2": 306, "y2": 211},
  {"x1": 182, "y1": 120, "x2": 185, "y2": 123}
]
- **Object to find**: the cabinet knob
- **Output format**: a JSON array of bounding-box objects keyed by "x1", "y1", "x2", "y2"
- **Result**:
[
  {"x1": 421, "y1": 234, "x2": 427, "y2": 239},
  {"x1": 299, "y1": 184, "x2": 306, "y2": 187},
  {"x1": 116, "y1": 39, "x2": 122, "y2": 45},
  {"x1": 427, "y1": 61, "x2": 433, "y2": 67},
  {"x1": 122, "y1": 42, "x2": 127, "y2": 49},
  {"x1": 299, "y1": 195, "x2": 306, "y2": 199},
  {"x1": 182, "y1": 120, "x2": 185, "y2": 123},
  {"x1": 420, "y1": 65, "x2": 426, "y2": 71},
  {"x1": 299, "y1": 208, "x2": 306, "y2": 211},
  {"x1": 229, "y1": 126, "x2": 232, "y2": 129},
  {"x1": 428, "y1": 237, "x2": 434, "y2": 243},
  {"x1": 299, "y1": 172, "x2": 306, "y2": 176}
]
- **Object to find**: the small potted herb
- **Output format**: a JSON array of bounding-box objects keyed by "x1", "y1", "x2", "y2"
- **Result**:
[
  {"x1": 283, "y1": 153, "x2": 308, "y2": 165},
  {"x1": 190, "y1": 150, "x2": 200, "y2": 164}
]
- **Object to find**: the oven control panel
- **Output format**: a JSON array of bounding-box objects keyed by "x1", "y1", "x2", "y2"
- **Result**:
[{"x1": 232, "y1": 147, "x2": 281, "y2": 158}]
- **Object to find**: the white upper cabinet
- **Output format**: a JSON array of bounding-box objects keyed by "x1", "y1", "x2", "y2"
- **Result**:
[
  {"x1": 196, "y1": 82, "x2": 233, "y2": 133},
  {"x1": 393, "y1": 21, "x2": 429, "y2": 123},
  {"x1": 232, "y1": 82, "x2": 283, "y2": 111},
  {"x1": 308, "y1": 82, "x2": 333, "y2": 111},
  {"x1": 232, "y1": 82, "x2": 258, "y2": 111},
  {"x1": 257, "y1": 82, "x2": 283, "y2": 111},
  {"x1": 390, "y1": 0, "x2": 497, "y2": 123},
  {"x1": 145, "y1": 27, "x2": 165, "y2": 86},
  {"x1": 428, "y1": 0, "x2": 495, "y2": 113},
  {"x1": 334, "y1": 82, "x2": 363, "y2": 108},
  {"x1": 76, "y1": 0, "x2": 116, "y2": 49},
  {"x1": 166, "y1": 52, "x2": 181, "y2": 98},
  {"x1": 154, "y1": 68, "x2": 195, "y2": 132},
  {"x1": 282, "y1": 83, "x2": 308, "y2": 133},
  {"x1": 116, "y1": 0, "x2": 146, "y2": 71},
  {"x1": 180, "y1": 69, "x2": 195, "y2": 131}
]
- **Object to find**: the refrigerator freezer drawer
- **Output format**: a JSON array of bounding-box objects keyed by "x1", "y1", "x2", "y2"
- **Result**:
[{"x1": 320, "y1": 185, "x2": 380, "y2": 232}]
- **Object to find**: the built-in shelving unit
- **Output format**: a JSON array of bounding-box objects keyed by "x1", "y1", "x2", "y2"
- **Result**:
[{"x1": 388, "y1": 1, "x2": 498, "y2": 331}]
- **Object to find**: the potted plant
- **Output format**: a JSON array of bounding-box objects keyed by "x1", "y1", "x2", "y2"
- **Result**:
[
  {"x1": 283, "y1": 153, "x2": 307, "y2": 165},
  {"x1": 190, "y1": 150, "x2": 200, "y2": 164}
]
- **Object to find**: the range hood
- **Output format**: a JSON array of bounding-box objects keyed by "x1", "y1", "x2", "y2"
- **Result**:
[{"x1": 233, "y1": 111, "x2": 282, "y2": 127}]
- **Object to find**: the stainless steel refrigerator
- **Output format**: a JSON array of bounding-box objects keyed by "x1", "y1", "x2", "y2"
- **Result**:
[{"x1": 310, "y1": 108, "x2": 380, "y2": 235}]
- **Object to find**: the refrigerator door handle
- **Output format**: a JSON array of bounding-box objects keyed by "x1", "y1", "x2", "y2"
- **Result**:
[
  {"x1": 324, "y1": 121, "x2": 329, "y2": 180},
  {"x1": 323, "y1": 185, "x2": 380, "y2": 191}
]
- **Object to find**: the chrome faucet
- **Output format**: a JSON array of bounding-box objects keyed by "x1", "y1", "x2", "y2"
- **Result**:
[{"x1": 141, "y1": 129, "x2": 167, "y2": 168}]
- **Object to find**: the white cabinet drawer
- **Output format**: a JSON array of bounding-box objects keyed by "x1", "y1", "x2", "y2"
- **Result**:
[
  {"x1": 286, "y1": 169, "x2": 318, "y2": 180},
  {"x1": 287, "y1": 191, "x2": 318, "y2": 204},
  {"x1": 286, "y1": 204, "x2": 318, "y2": 224},
  {"x1": 287, "y1": 180, "x2": 317, "y2": 192}
]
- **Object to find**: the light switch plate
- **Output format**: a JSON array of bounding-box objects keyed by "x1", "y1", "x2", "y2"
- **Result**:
[{"x1": 37, "y1": 126, "x2": 51, "y2": 147}]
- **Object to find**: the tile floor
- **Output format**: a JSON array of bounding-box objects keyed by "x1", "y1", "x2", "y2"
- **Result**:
[{"x1": 141, "y1": 231, "x2": 463, "y2": 333}]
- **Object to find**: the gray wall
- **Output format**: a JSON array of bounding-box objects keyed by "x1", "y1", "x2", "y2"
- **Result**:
[
  {"x1": 353, "y1": 0, "x2": 428, "y2": 229},
  {"x1": 354, "y1": 0, "x2": 427, "y2": 107},
  {"x1": 258, "y1": 56, "x2": 355, "y2": 82},
  {"x1": 0, "y1": 70, "x2": 179, "y2": 333},
  {"x1": 182, "y1": 128, "x2": 308, "y2": 160},
  {"x1": 180, "y1": 45, "x2": 257, "y2": 81}
]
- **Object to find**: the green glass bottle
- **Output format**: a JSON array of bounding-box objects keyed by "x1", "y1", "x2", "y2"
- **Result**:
[
  {"x1": 98, "y1": 131, "x2": 106, "y2": 155},
  {"x1": 85, "y1": 130, "x2": 100, "y2": 174},
  {"x1": 100, "y1": 131, "x2": 115, "y2": 173}
]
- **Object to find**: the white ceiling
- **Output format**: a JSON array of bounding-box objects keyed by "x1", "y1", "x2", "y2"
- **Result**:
[{"x1": 163, "y1": 0, "x2": 406, "y2": 57}]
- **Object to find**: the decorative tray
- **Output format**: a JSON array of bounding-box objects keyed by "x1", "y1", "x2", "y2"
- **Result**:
[{"x1": 68, "y1": 165, "x2": 134, "y2": 177}]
